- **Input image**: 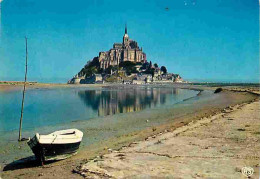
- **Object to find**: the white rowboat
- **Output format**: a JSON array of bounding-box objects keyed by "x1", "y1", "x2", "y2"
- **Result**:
[{"x1": 27, "y1": 129, "x2": 83, "y2": 164}]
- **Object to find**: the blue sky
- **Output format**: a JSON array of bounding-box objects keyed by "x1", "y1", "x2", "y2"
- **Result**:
[{"x1": 0, "y1": 0, "x2": 259, "y2": 83}]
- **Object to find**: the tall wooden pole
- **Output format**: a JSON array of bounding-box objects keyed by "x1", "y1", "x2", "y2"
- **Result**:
[{"x1": 18, "y1": 37, "x2": 28, "y2": 141}]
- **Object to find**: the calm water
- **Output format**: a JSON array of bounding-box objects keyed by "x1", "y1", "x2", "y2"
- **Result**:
[{"x1": 0, "y1": 86, "x2": 199, "y2": 133}]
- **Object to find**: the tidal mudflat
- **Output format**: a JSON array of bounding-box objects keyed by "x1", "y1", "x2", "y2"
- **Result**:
[{"x1": 0, "y1": 84, "x2": 258, "y2": 179}]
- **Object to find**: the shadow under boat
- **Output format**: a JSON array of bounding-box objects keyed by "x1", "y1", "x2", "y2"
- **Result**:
[{"x1": 3, "y1": 156, "x2": 56, "y2": 171}]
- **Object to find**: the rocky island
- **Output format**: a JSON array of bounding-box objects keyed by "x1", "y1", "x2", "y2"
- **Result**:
[{"x1": 68, "y1": 26, "x2": 184, "y2": 84}]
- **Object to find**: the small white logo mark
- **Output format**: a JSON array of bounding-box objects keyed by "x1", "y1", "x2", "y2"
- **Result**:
[{"x1": 241, "y1": 166, "x2": 254, "y2": 177}]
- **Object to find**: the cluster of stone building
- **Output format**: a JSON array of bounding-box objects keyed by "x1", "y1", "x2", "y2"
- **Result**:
[
  {"x1": 131, "y1": 72, "x2": 183, "y2": 85},
  {"x1": 69, "y1": 68, "x2": 183, "y2": 84},
  {"x1": 68, "y1": 73, "x2": 103, "y2": 84}
]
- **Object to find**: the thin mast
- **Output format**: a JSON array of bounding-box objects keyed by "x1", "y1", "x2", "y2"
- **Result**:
[{"x1": 18, "y1": 37, "x2": 28, "y2": 141}]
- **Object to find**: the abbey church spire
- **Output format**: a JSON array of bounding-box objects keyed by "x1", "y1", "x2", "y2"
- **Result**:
[
  {"x1": 125, "y1": 24, "x2": 127, "y2": 34},
  {"x1": 123, "y1": 24, "x2": 129, "y2": 48}
]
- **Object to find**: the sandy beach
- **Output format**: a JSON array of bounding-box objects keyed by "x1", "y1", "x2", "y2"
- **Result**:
[{"x1": 0, "y1": 84, "x2": 259, "y2": 178}]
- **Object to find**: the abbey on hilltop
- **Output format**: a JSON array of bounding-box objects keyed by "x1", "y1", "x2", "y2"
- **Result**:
[
  {"x1": 99, "y1": 25, "x2": 146, "y2": 69},
  {"x1": 68, "y1": 26, "x2": 184, "y2": 84}
]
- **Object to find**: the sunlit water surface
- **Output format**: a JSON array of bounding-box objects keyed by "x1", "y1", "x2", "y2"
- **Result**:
[{"x1": 0, "y1": 86, "x2": 198, "y2": 133}]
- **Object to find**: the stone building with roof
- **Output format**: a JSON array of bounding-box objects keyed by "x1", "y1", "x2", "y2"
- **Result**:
[{"x1": 99, "y1": 25, "x2": 146, "y2": 69}]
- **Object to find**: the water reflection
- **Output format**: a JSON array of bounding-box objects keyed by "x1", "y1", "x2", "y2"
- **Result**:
[{"x1": 78, "y1": 87, "x2": 179, "y2": 116}]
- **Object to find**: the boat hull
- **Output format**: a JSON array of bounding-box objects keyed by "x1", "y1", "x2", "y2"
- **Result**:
[
  {"x1": 27, "y1": 129, "x2": 83, "y2": 163},
  {"x1": 29, "y1": 140, "x2": 81, "y2": 161}
]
